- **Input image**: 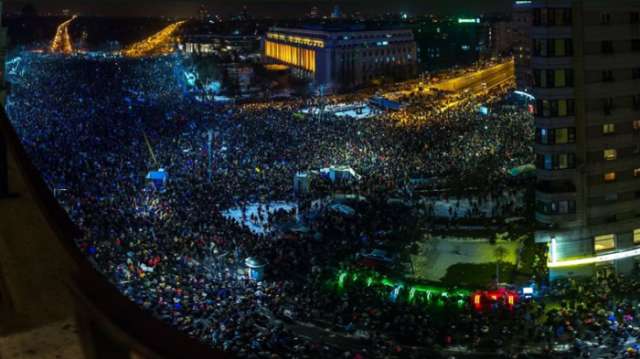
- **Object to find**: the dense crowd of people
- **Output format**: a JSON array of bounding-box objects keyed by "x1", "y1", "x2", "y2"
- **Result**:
[{"x1": 11, "y1": 52, "x2": 635, "y2": 358}]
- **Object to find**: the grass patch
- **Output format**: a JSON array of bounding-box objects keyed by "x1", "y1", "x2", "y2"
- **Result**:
[{"x1": 441, "y1": 262, "x2": 515, "y2": 288}]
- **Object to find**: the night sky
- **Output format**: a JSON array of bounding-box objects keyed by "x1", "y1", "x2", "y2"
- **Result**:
[{"x1": 7, "y1": 0, "x2": 513, "y2": 18}]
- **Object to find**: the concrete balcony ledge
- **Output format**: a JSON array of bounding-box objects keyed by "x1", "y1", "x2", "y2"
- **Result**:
[
  {"x1": 535, "y1": 190, "x2": 576, "y2": 202},
  {"x1": 530, "y1": 26, "x2": 572, "y2": 39},
  {"x1": 531, "y1": 56, "x2": 572, "y2": 69},
  {"x1": 585, "y1": 79, "x2": 640, "y2": 99},
  {"x1": 534, "y1": 143, "x2": 576, "y2": 153},
  {"x1": 535, "y1": 211, "x2": 577, "y2": 225},
  {"x1": 584, "y1": 25, "x2": 640, "y2": 42},
  {"x1": 584, "y1": 53, "x2": 640, "y2": 71},
  {"x1": 536, "y1": 168, "x2": 577, "y2": 181},
  {"x1": 535, "y1": 116, "x2": 576, "y2": 128},
  {"x1": 531, "y1": 87, "x2": 575, "y2": 100}
]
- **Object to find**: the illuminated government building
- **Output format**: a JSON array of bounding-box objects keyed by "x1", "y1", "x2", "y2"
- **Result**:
[{"x1": 263, "y1": 24, "x2": 417, "y2": 89}]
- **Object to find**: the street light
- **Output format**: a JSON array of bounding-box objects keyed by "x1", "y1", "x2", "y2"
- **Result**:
[
  {"x1": 53, "y1": 188, "x2": 68, "y2": 197},
  {"x1": 550, "y1": 235, "x2": 558, "y2": 263}
]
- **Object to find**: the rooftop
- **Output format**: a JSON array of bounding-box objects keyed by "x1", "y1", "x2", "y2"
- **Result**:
[{"x1": 273, "y1": 21, "x2": 412, "y2": 33}]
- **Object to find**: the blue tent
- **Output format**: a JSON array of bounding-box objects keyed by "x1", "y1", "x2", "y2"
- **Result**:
[{"x1": 146, "y1": 169, "x2": 169, "y2": 192}]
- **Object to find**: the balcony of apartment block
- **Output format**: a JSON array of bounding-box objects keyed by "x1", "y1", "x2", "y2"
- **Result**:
[
  {"x1": 531, "y1": 86, "x2": 575, "y2": 100},
  {"x1": 585, "y1": 78, "x2": 640, "y2": 100},
  {"x1": 535, "y1": 182, "x2": 578, "y2": 224},
  {"x1": 0, "y1": 109, "x2": 227, "y2": 359},
  {"x1": 535, "y1": 180, "x2": 577, "y2": 201},
  {"x1": 583, "y1": 24, "x2": 640, "y2": 43},
  {"x1": 530, "y1": 55, "x2": 573, "y2": 69},
  {"x1": 587, "y1": 178, "x2": 640, "y2": 198},
  {"x1": 584, "y1": 52, "x2": 640, "y2": 72},
  {"x1": 536, "y1": 166, "x2": 577, "y2": 181},
  {"x1": 585, "y1": 106, "x2": 640, "y2": 125},
  {"x1": 534, "y1": 142, "x2": 576, "y2": 154},
  {"x1": 530, "y1": 26, "x2": 572, "y2": 40},
  {"x1": 585, "y1": 134, "x2": 637, "y2": 152},
  {"x1": 535, "y1": 115, "x2": 576, "y2": 128},
  {"x1": 587, "y1": 214, "x2": 640, "y2": 237},
  {"x1": 535, "y1": 211, "x2": 578, "y2": 225},
  {"x1": 588, "y1": 199, "x2": 640, "y2": 221}
]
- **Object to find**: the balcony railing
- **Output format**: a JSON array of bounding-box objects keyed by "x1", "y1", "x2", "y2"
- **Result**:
[{"x1": 0, "y1": 108, "x2": 228, "y2": 359}]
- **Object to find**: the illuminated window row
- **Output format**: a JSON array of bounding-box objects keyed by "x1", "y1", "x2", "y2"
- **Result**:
[
  {"x1": 265, "y1": 40, "x2": 316, "y2": 72},
  {"x1": 595, "y1": 230, "x2": 640, "y2": 252},
  {"x1": 266, "y1": 33, "x2": 325, "y2": 48},
  {"x1": 602, "y1": 167, "x2": 640, "y2": 183},
  {"x1": 547, "y1": 229, "x2": 640, "y2": 268}
]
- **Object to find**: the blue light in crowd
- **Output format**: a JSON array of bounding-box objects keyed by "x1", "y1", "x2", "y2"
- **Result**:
[
  {"x1": 206, "y1": 81, "x2": 221, "y2": 94},
  {"x1": 183, "y1": 71, "x2": 197, "y2": 87}
]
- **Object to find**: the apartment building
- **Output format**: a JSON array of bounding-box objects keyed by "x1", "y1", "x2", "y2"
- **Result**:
[{"x1": 531, "y1": 0, "x2": 640, "y2": 277}]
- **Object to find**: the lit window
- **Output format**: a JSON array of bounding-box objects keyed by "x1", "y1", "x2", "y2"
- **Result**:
[
  {"x1": 635, "y1": 229, "x2": 640, "y2": 244},
  {"x1": 558, "y1": 200, "x2": 569, "y2": 213},
  {"x1": 635, "y1": 168, "x2": 640, "y2": 177},
  {"x1": 555, "y1": 39, "x2": 566, "y2": 56},
  {"x1": 603, "y1": 123, "x2": 615, "y2": 134},
  {"x1": 634, "y1": 120, "x2": 640, "y2": 130},
  {"x1": 555, "y1": 128, "x2": 569, "y2": 144},
  {"x1": 604, "y1": 172, "x2": 617, "y2": 182},
  {"x1": 544, "y1": 154, "x2": 553, "y2": 169},
  {"x1": 604, "y1": 149, "x2": 617, "y2": 161},
  {"x1": 554, "y1": 69, "x2": 566, "y2": 87},
  {"x1": 540, "y1": 128, "x2": 548, "y2": 144},
  {"x1": 594, "y1": 234, "x2": 615, "y2": 252},
  {"x1": 558, "y1": 154, "x2": 569, "y2": 169},
  {"x1": 558, "y1": 100, "x2": 568, "y2": 116}
]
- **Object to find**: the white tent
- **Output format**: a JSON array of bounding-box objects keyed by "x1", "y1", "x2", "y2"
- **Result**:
[
  {"x1": 329, "y1": 203, "x2": 356, "y2": 216},
  {"x1": 319, "y1": 166, "x2": 361, "y2": 182}
]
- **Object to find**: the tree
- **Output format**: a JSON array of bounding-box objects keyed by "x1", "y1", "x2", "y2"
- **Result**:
[
  {"x1": 494, "y1": 246, "x2": 507, "y2": 262},
  {"x1": 494, "y1": 246, "x2": 507, "y2": 283}
]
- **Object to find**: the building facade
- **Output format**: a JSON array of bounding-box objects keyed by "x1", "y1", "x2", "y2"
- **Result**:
[
  {"x1": 263, "y1": 25, "x2": 417, "y2": 90},
  {"x1": 531, "y1": 0, "x2": 640, "y2": 278},
  {"x1": 182, "y1": 34, "x2": 260, "y2": 56},
  {"x1": 513, "y1": 1, "x2": 534, "y2": 90},
  {"x1": 411, "y1": 17, "x2": 492, "y2": 72}
]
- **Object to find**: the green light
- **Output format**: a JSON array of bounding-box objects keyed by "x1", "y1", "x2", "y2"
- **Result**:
[
  {"x1": 333, "y1": 269, "x2": 471, "y2": 310},
  {"x1": 381, "y1": 278, "x2": 394, "y2": 287},
  {"x1": 338, "y1": 272, "x2": 347, "y2": 289},
  {"x1": 458, "y1": 18, "x2": 480, "y2": 24}
]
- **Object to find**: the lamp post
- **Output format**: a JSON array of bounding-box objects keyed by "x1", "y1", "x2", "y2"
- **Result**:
[
  {"x1": 207, "y1": 129, "x2": 213, "y2": 182},
  {"x1": 494, "y1": 246, "x2": 507, "y2": 285},
  {"x1": 53, "y1": 188, "x2": 68, "y2": 198}
]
